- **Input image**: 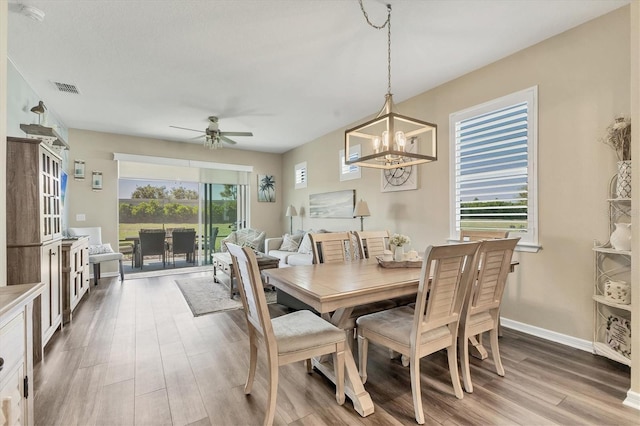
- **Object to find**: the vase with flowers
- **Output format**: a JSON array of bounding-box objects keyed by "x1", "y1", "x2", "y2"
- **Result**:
[
  {"x1": 390, "y1": 233, "x2": 411, "y2": 261},
  {"x1": 601, "y1": 115, "x2": 632, "y2": 198}
]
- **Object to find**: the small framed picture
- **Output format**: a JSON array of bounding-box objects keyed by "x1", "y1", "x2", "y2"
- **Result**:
[
  {"x1": 92, "y1": 171, "x2": 103, "y2": 191},
  {"x1": 74, "y1": 160, "x2": 85, "y2": 180},
  {"x1": 257, "y1": 174, "x2": 276, "y2": 202}
]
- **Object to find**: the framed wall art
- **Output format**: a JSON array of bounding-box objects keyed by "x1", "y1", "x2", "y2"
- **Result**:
[
  {"x1": 92, "y1": 171, "x2": 103, "y2": 191},
  {"x1": 74, "y1": 159, "x2": 85, "y2": 180},
  {"x1": 257, "y1": 174, "x2": 276, "y2": 202},
  {"x1": 309, "y1": 189, "x2": 355, "y2": 218}
]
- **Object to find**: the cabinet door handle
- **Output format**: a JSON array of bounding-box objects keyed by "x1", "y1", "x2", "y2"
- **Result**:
[{"x1": 0, "y1": 357, "x2": 4, "y2": 371}]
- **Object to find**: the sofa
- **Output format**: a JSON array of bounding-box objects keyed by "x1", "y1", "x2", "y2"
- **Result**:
[{"x1": 265, "y1": 231, "x2": 314, "y2": 267}]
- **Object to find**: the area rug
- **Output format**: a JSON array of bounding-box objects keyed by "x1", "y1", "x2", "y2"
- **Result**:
[{"x1": 175, "y1": 276, "x2": 276, "y2": 316}]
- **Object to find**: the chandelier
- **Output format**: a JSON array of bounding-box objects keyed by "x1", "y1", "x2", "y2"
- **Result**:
[{"x1": 345, "y1": 2, "x2": 437, "y2": 170}]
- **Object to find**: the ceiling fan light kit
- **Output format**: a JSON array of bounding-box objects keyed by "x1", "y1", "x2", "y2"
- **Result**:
[
  {"x1": 345, "y1": 1, "x2": 437, "y2": 170},
  {"x1": 171, "y1": 115, "x2": 253, "y2": 149}
]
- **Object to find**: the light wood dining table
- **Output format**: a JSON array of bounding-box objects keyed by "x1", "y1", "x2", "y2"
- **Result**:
[
  {"x1": 263, "y1": 258, "x2": 421, "y2": 417},
  {"x1": 262, "y1": 257, "x2": 519, "y2": 417}
]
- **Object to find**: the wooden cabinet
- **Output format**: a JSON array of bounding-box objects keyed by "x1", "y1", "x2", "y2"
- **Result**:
[
  {"x1": 0, "y1": 283, "x2": 44, "y2": 426},
  {"x1": 6, "y1": 137, "x2": 64, "y2": 362},
  {"x1": 61, "y1": 237, "x2": 90, "y2": 324}
]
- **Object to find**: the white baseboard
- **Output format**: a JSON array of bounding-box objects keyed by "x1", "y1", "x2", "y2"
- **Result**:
[
  {"x1": 499, "y1": 317, "x2": 593, "y2": 353},
  {"x1": 624, "y1": 390, "x2": 640, "y2": 410}
]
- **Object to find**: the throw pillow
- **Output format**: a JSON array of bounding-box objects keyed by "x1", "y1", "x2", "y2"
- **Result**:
[
  {"x1": 279, "y1": 233, "x2": 301, "y2": 252},
  {"x1": 89, "y1": 243, "x2": 114, "y2": 255},
  {"x1": 297, "y1": 231, "x2": 314, "y2": 254}
]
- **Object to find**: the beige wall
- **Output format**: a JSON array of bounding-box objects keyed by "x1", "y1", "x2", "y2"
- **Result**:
[
  {"x1": 0, "y1": 2, "x2": 7, "y2": 286},
  {"x1": 283, "y1": 7, "x2": 631, "y2": 341},
  {"x1": 66, "y1": 129, "x2": 282, "y2": 272}
]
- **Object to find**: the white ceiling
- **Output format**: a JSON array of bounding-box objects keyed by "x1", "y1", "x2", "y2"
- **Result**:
[{"x1": 8, "y1": 0, "x2": 630, "y2": 153}]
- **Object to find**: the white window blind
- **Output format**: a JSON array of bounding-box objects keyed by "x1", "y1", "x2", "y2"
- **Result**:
[
  {"x1": 450, "y1": 87, "x2": 538, "y2": 249},
  {"x1": 295, "y1": 162, "x2": 307, "y2": 189}
]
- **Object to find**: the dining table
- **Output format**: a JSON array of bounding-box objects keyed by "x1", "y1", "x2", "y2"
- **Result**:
[{"x1": 262, "y1": 257, "x2": 519, "y2": 417}]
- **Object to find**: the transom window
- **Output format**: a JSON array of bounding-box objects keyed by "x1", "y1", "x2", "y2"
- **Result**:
[{"x1": 450, "y1": 86, "x2": 539, "y2": 250}]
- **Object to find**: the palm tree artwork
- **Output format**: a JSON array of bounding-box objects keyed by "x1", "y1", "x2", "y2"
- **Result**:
[{"x1": 258, "y1": 174, "x2": 276, "y2": 202}]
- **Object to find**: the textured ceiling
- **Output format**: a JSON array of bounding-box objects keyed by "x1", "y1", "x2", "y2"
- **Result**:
[{"x1": 8, "y1": 0, "x2": 630, "y2": 153}]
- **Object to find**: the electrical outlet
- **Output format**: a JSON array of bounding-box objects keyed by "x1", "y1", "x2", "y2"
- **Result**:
[{"x1": 76, "y1": 214, "x2": 86, "y2": 221}]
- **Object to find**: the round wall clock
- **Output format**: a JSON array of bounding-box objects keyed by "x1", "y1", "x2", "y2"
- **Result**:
[{"x1": 384, "y1": 166, "x2": 412, "y2": 186}]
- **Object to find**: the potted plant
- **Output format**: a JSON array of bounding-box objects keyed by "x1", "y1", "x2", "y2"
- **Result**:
[
  {"x1": 601, "y1": 115, "x2": 631, "y2": 198},
  {"x1": 389, "y1": 233, "x2": 411, "y2": 261}
]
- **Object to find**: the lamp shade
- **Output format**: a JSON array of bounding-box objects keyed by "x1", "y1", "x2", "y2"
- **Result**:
[
  {"x1": 353, "y1": 199, "x2": 370, "y2": 217},
  {"x1": 285, "y1": 205, "x2": 298, "y2": 217}
]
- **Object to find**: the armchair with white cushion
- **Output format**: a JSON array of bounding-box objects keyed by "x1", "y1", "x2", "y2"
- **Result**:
[{"x1": 68, "y1": 226, "x2": 124, "y2": 284}]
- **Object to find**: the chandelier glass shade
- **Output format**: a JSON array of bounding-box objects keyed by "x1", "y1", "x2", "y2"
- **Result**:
[{"x1": 204, "y1": 133, "x2": 222, "y2": 149}]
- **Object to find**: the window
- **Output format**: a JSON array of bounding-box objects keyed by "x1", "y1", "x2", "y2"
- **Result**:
[
  {"x1": 295, "y1": 161, "x2": 307, "y2": 189},
  {"x1": 450, "y1": 86, "x2": 539, "y2": 251}
]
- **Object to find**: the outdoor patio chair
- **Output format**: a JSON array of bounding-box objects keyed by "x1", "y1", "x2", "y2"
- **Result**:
[{"x1": 138, "y1": 228, "x2": 167, "y2": 269}]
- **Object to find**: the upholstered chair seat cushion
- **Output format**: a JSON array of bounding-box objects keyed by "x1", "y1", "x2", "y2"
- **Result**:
[
  {"x1": 271, "y1": 310, "x2": 345, "y2": 354},
  {"x1": 356, "y1": 306, "x2": 452, "y2": 347}
]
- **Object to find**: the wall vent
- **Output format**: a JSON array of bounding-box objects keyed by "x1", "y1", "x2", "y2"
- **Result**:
[{"x1": 52, "y1": 81, "x2": 80, "y2": 94}]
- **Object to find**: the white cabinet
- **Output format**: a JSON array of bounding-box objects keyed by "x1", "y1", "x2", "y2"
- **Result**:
[
  {"x1": 0, "y1": 283, "x2": 44, "y2": 426},
  {"x1": 592, "y1": 196, "x2": 631, "y2": 366},
  {"x1": 61, "y1": 237, "x2": 90, "y2": 324}
]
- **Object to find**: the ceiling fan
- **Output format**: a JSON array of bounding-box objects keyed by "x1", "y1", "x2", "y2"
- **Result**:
[{"x1": 170, "y1": 116, "x2": 253, "y2": 149}]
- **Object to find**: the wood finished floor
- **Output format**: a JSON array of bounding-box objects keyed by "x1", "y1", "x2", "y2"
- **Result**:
[{"x1": 34, "y1": 271, "x2": 637, "y2": 426}]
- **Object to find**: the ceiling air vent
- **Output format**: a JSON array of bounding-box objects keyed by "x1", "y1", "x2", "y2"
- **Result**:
[{"x1": 52, "y1": 81, "x2": 80, "y2": 94}]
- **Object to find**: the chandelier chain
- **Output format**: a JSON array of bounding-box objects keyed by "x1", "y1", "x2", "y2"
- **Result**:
[{"x1": 358, "y1": 0, "x2": 392, "y2": 95}]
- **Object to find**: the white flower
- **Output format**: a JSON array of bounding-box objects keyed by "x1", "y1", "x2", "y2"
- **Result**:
[{"x1": 390, "y1": 233, "x2": 410, "y2": 247}]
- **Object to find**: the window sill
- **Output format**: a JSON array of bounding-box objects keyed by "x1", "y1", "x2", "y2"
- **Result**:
[{"x1": 446, "y1": 239, "x2": 541, "y2": 253}]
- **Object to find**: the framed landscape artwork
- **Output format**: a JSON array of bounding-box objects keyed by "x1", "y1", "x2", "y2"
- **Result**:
[
  {"x1": 309, "y1": 189, "x2": 355, "y2": 218},
  {"x1": 258, "y1": 174, "x2": 276, "y2": 202}
]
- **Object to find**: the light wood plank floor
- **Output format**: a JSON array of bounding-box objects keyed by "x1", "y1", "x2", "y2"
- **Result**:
[{"x1": 34, "y1": 271, "x2": 638, "y2": 425}]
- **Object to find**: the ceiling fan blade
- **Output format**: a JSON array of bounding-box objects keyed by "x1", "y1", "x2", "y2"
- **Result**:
[
  {"x1": 169, "y1": 125, "x2": 204, "y2": 133},
  {"x1": 220, "y1": 131, "x2": 253, "y2": 137},
  {"x1": 219, "y1": 135, "x2": 238, "y2": 145}
]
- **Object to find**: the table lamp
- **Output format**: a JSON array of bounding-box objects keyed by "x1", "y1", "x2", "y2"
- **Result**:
[
  {"x1": 285, "y1": 205, "x2": 297, "y2": 234},
  {"x1": 353, "y1": 199, "x2": 371, "y2": 231}
]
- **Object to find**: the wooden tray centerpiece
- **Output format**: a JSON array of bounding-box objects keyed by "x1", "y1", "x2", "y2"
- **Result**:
[{"x1": 376, "y1": 256, "x2": 423, "y2": 268}]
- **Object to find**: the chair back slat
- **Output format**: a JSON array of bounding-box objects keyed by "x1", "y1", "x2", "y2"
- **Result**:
[
  {"x1": 354, "y1": 230, "x2": 390, "y2": 259},
  {"x1": 226, "y1": 243, "x2": 273, "y2": 340},
  {"x1": 414, "y1": 242, "x2": 481, "y2": 337},
  {"x1": 310, "y1": 232, "x2": 354, "y2": 264},
  {"x1": 459, "y1": 230, "x2": 509, "y2": 242},
  {"x1": 468, "y1": 238, "x2": 519, "y2": 317}
]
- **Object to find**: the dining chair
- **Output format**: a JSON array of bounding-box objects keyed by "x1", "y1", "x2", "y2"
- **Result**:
[
  {"x1": 226, "y1": 243, "x2": 346, "y2": 426},
  {"x1": 357, "y1": 242, "x2": 481, "y2": 425},
  {"x1": 459, "y1": 237, "x2": 519, "y2": 393},
  {"x1": 171, "y1": 228, "x2": 196, "y2": 266},
  {"x1": 309, "y1": 231, "x2": 355, "y2": 264},
  {"x1": 459, "y1": 229, "x2": 509, "y2": 241},
  {"x1": 138, "y1": 228, "x2": 167, "y2": 269},
  {"x1": 354, "y1": 230, "x2": 390, "y2": 259},
  {"x1": 458, "y1": 229, "x2": 511, "y2": 343}
]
